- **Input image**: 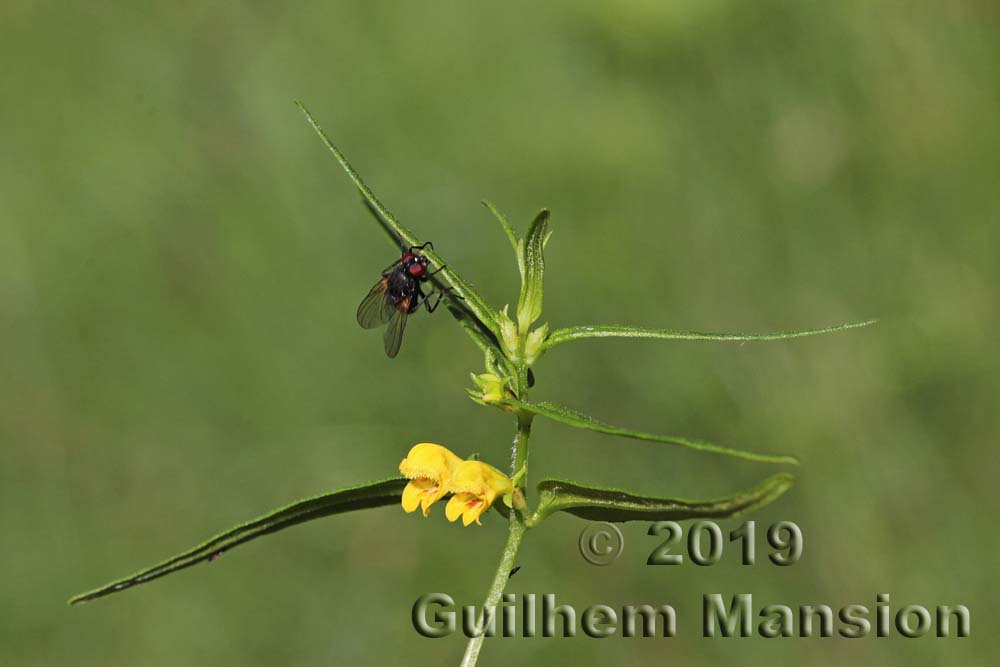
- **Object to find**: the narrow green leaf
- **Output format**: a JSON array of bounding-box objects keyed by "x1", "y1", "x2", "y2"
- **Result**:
[
  {"x1": 543, "y1": 319, "x2": 878, "y2": 351},
  {"x1": 530, "y1": 473, "x2": 793, "y2": 524},
  {"x1": 481, "y1": 199, "x2": 519, "y2": 254},
  {"x1": 445, "y1": 300, "x2": 514, "y2": 381},
  {"x1": 360, "y1": 198, "x2": 412, "y2": 250},
  {"x1": 69, "y1": 478, "x2": 407, "y2": 605},
  {"x1": 359, "y1": 198, "x2": 491, "y2": 345},
  {"x1": 502, "y1": 398, "x2": 798, "y2": 465},
  {"x1": 296, "y1": 101, "x2": 498, "y2": 333},
  {"x1": 516, "y1": 209, "x2": 550, "y2": 333}
]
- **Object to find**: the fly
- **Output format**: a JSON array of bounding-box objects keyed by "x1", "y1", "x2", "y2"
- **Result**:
[{"x1": 356, "y1": 241, "x2": 455, "y2": 358}]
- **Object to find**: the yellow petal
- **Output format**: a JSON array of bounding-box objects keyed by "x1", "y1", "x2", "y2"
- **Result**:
[
  {"x1": 401, "y1": 477, "x2": 447, "y2": 516},
  {"x1": 399, "y1": 443, "x2": 464, "y2": 483},
  {"x1": 444, "y1": 492, "x2": 487, "y2": 526},
  {"x1": 462, "y1": 500, "x2": 484, "y2": 526},
  {"x1": 401, "y1": 481, "x2": 423, "y2": 513},
  {"x1": 445, "y1": 494, "x2": 466, "y2": 522},
  {"x1": 448, "y1": 461, "x2": 513, "y2": 499},
  {"x1": 419, "y1": 484, "x2": 447, "y2": 516}
]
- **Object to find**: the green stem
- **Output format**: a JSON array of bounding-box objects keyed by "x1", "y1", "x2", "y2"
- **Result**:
[
  {"x1": 461, "y1": 370, "x2": 533, "y2": 667},
  {"x1": 459, "y1": 518, "x2": 526, "y2": 667},
  {"x1": 512, "y1": 412, "x2": 532, "y2": 481}
]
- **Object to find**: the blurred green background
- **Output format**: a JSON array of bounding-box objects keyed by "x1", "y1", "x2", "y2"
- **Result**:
[{"x1": 2, "y1": 1, "x2": 997, "y2": 664}]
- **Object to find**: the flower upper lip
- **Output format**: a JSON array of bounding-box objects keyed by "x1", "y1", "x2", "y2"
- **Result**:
[{"x1": 399, "y1": 443, "x2": 464, "y2": 517}]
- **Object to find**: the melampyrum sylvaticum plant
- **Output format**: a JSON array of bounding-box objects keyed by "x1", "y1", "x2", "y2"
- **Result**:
[{"x1": 71, "y1": 102, "x2": 876, "y2": 667}]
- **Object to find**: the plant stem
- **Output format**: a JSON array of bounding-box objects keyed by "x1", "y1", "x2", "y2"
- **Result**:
[
  {"x1": 461, "y1": 373, "x2": 533, "y2": 667},
  {"x1": 512, "y1": 412, "x2": 532, "y2": 481},
  {"x1": 459, "y1": 518, "x2": 526, "y2": 667}
]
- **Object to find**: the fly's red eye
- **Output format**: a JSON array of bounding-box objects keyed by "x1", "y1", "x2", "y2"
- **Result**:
[
  {"x1": 401, "y1": 252, "x2": 417, "y2": 263},
  {"x1": 408, "y1": 262, "x2": 426, "y2": 277}
]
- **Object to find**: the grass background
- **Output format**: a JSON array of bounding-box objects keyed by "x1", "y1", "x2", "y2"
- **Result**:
[{"x1": 2, "y1": 1, "x2": 997, "y2": 664}]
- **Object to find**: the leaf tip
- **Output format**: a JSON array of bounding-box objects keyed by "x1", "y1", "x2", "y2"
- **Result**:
[{"x1": 771, "y1": 471, "x2": 796, "y2": 488}]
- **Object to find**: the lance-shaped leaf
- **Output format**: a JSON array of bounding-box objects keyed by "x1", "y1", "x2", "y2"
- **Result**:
[
  {"x1": 543, "y1": 319, "x2": 878, "y2": 351},
  {"x1": 482, "y1": 199, "x2": 519, "y2": 255},
  {"x1": 69, "y1": 478, "x2": 407, "y2": 605},
  {"x1": 528, "y1": 472, "x2": 793, "y2": 525},
  {"x1": 446, "y1": 301, "x2": 504, "y2": 359},
  {"x1": 516, "y1": 209, "x2": 550, "y2": 334},
  {"x1": 501, "y1": 398, "x2": 798, "y2": 465},
  {"x1": 360, "y1": 194, "x2": 503, "y2": 359},
  {"x1": 296, "y1": 101, "x2": 498, "y2": 334}
]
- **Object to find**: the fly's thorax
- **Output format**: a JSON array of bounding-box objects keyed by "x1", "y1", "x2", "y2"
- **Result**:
[{"x1": 386, "y1": 270, "x2": 420, "y2": 300}]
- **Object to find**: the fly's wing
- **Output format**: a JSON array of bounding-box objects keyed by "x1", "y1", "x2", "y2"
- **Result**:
[
  {"x1": 382, "y1": 297, "x2": 410, "y2": 358},
  {"x1": 356, "y1": 277, "x2": 396, "y2": 329},
  {"x1": 381, "y1": 257, "x2": 404, "y2": 274}
]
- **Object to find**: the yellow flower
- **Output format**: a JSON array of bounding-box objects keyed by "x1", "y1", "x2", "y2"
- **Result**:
[
  {"x1": 399, "y1": 443, "x2": 464, "y2": 517},
  {"x1": 445, "y1": 461, "x2": 514, "y2": 526}
]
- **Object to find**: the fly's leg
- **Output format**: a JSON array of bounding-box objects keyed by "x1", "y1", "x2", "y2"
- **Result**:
[
  {"x1": 424, "y1": 291, "x2": 445, "y2": 313},
  {"x1": 407, "y1": 241, "x2": 434, "y2": 254},
  {"x1": 422, "y1": 286, "x2": 462, "y2": 313}
]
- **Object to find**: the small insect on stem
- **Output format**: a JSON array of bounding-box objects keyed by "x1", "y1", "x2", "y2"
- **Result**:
[{"x1": 356, "y1": 242, "x2": 461, "y2": 358}]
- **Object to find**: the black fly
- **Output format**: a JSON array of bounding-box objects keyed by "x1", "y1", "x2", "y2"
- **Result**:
[{"x1": 356, "y1": 241, "x2": 454, "y2": 357}]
